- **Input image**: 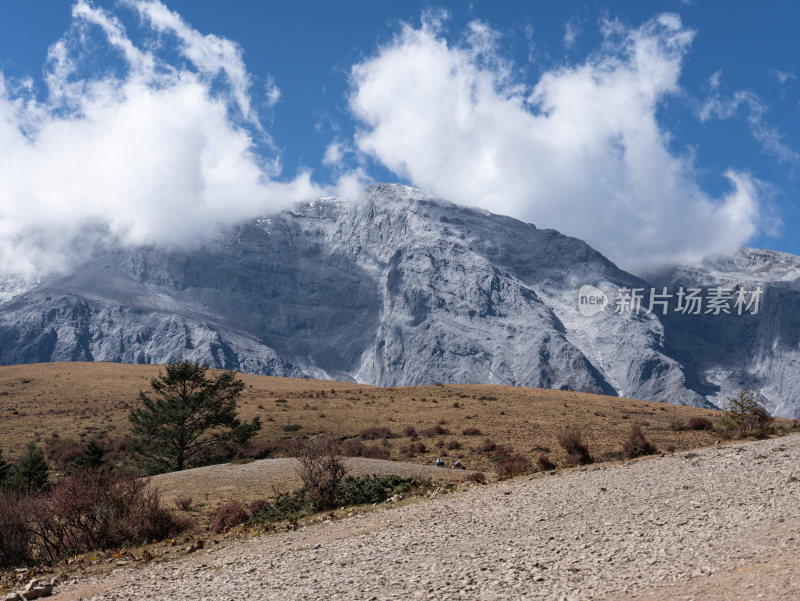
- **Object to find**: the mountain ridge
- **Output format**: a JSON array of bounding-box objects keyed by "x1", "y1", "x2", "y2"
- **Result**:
[{"x1": 1, "y1": 184, "x2": 798, "y2": 415}]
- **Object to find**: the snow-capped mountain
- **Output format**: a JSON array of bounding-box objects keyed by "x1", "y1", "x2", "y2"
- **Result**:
[{"x1": 1, "y1": 184, "x2": 798, "y2": 416}]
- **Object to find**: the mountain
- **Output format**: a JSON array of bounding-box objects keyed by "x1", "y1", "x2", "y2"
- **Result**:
[{"x1": 1, "y1": 184, "x2": 798, "y2": 416}]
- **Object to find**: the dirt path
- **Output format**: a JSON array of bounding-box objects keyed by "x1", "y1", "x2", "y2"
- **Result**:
[{"x1": 48, "y1": 435, "x2": 800, "y2": 600}]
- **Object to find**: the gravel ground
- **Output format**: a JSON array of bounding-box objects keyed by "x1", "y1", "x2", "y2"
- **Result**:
[{"x1": 49, "y1": 434, "x2": 800, "y2": 601}]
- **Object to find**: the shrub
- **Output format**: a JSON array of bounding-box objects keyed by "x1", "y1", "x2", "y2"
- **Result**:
[
  {"x1": 175, "y1": 496, "x2": 193, "y2": 511},
  {"x1": 685, "y1": 417, "x2": 713, "y2": 431},
  {"x1": 340, "y1": 440, "x2": 391, "y2": 460},
  {"x1": 358, "y1": 427, "x2": 396, "y2": 440},
  {"x1": 400, "y1": 442, "x2": 427, "y2": 457},
  {"x1": 0, "y1": 492, "x2": 30, "y2": 567},
  {"x1": 558, "y1": 426, "x2": 593, "y2": 465},
  {"x1": 403, "y1": 425, "x2": 418, "y2": 439},
  {"x1": 45, "y1": 437, "x2": 83, "y2": 468},
  {"x1": 478, "y1": 439, "x2": 497, "y2": 453},
  {"x1": 422, "y1": 425, "x2": 450, "y2": 437},
  {"x1": 536, "y1": 454, "x2": 556, "y2": 471},
  {"x1": 670, "y1": 418, "x2": 685, "y2": 431},
  {"x1": 28, "y1": 470, "x2": 189, "y2": 562},
  {"x1": 73, "y1": 440, "x2": 106, "y2": 471},
  {"x1": 490, "y1": 445, "x2": 513, "y2": 462},
  {"x1": 742, "y1": 406, "x2": 774, "y2": 439},
  {"x1": 446, "y1": 440, "x2": 462, "y2": 450},
  {"x1": 210, "y1": 501, "x2": 249, "y2": 533},
  {"x1": 335, "y1": 475, "x2": 415, "y2": 506},
  {"x1": 296, "y1": 440, "x2": 347, "y2": 511},
  {"x1": 465, "y1": 471, "x2": 487, "y2": 484},
  {"x1": 622, "y1": 424, "x2": 658, "y2": 459},
  {"x1": 249, "y1": 490, "x2": 311, "y2": 524},
  {"x1": 461, "y1": 427, "x2": 483, "y2": 436},
  {"x1": 496, "y1": 454, "x2": 532, "y2": 479},
  {"x1": 283, "y1": 424, "x2": 302, "y2": 432}
]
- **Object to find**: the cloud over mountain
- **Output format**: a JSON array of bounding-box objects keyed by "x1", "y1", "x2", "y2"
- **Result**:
[
  {"x1": 347, "y1": 13, "x2": 762, "y2": 273},
  {"x1": 0, "y1": 0, "x2": 320, "y2": 276}
]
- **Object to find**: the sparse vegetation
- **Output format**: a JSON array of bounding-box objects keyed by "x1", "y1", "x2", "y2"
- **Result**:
[
  {"x1": 536, "y1": 454, "x2": 556, "y2": 471},
  {"x1": 622, "y1": 424, "x2": 658, "y2": 459},
  {"x1": 558, "y1": 426, "x2": 594, "y2": 465},
  {"x1": 210, "y1": 501, "x2": 248, "y2": 533},
  {"x1": 465, "y1": 471, "x2": 487, "y2": 484},
  {"x1": 496, "y1": 454, "x2": 533, "y2": 478},
  {"x1": 175, "y1": 495, "x2": 193, "y2": 511},
  {"x1": 358, "y1": 427, "x2": 396, "y2": 440}
]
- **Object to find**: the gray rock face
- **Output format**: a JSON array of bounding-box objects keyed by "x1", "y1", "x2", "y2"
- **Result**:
[{"x1": 1, "y1": 184, "x2": 798, "y2": 415}]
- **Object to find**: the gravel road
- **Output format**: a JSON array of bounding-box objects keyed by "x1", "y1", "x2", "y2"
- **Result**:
[{"x1": 50, "y1": 434, "x2": 800, "y2": 601}]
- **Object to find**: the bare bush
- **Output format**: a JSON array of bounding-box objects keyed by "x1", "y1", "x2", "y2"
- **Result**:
[
  {"x1": 685, "y1": 417, "x2": 713, "y2": 431},
  {"x1": 622, "y1": 424, "x2": 658, "y2": 459},
  {"x1": 478, "y1": 438, "x2": 497, "y2": 453},
  {"x1": 296, "y1": 440, "x2": 347, "y2": 511},
  {"x1": 358, "y1": 427, "x2": 396, "y2": 440},
  {"x1": 28, "y1": 470, "x2": 189, "y2": 563},
  {"x1": 465, "y1": 471, "x2": 487, "y2": 484},
  {"x1": 536, "y1": 454, "x2": 556, "y2": 471},
  {"x1": 45, "y1": 436, "x2": 83, "y2": 468},
  {"x1": 558, "y1": 426, "x2": 594, "y2": 465},
  {"x1": 496, "y1": 454, "x2": 532, "y2": 479},
  {"x1": 175, "y1": 496, "x2": 193, "y2": 511},
  {"x1": 400, "y1": 442, "x2": 427, "y2": 457},
  {"x1": 210, "y1": 501, "x2": 248, "y2": 533},
  {"x1": 461, "y1": 427, "x2": 483, "y2": 436},
  {"x1": 340, "y1": 440, "x2": 390, "y2": 460},
  {"x1": 0, "y1": 492, "x2": 30, "y2": 567},
  {"x1": 421, "y1": 425, "x2": 451, "y2": 437},
  {"x1": 403, "y1": 425, "x2": 418, "y2": 439}
]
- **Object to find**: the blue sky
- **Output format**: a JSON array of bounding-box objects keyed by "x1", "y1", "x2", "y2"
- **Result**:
[{"x1": 0, "y1": 1, "x2": 797, "y2": 274}]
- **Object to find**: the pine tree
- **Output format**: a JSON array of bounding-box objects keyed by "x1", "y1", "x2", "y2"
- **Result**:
[
  {"x1": 12, "y1": 441, "x2": 49, "y2": 495},
  {"x1": 128, "y1": 361, "x2": 261, "y2": 473},
  {"x1": 73, "y1": 440, "x2": 105, "y2": 471}
]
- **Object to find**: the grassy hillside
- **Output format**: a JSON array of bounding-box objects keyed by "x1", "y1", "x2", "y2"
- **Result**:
[{"x1": 0, "y1": 361, "x2": 767, "y2": 472}]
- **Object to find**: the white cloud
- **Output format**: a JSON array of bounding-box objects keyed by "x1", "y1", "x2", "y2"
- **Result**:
[
  {"x1": 700, "y1": 90, "x2": 800, "y2": 166},
  {"x1": 347, "y1": 13, "x2": 762, "y2": 273},
  {"x1": 0, "y1": 0, "x2": 321, "y2": 276},
  {"x1": 771, "y1": 69, "x2": 796, "y2": 85},
  {"x1": 563, "y1": 19, "x2": 581, "y2": 48}
]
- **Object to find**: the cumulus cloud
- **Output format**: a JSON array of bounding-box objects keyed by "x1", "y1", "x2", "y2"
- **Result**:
[
  {"x1": 348, "y1": 13, "x2": 763, "y2": 273},
  {"x1": 0, "y1": 0, "x2": 321, "y2": 276}
]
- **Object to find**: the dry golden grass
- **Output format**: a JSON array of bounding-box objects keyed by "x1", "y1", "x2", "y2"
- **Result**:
[{"x1": 3, "y1": 361, "x2": 786, "y2": 474}]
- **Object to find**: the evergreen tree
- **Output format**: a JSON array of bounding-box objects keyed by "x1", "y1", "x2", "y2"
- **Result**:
[
  {"x1": 12, "y1": 441, "x2": 49, "y2": 495},
  {"x1": 73, "y1": 440, "x2": 105, "y2": 471},
  {"x1": 129, "y1": 361, "x2": 261, "y2": 473}
]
